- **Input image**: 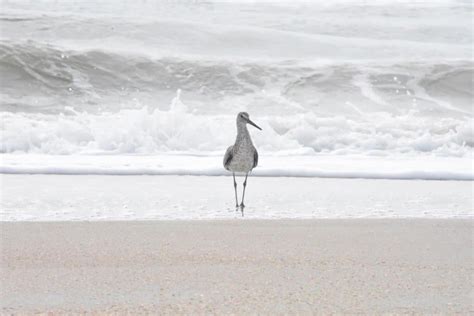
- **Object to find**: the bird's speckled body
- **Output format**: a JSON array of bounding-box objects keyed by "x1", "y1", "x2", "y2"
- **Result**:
[{"x1": 224, "y1": 121, "x2": 258, "y2": 173}]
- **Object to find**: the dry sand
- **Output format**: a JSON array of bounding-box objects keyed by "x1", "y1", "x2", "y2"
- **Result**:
[{"x1": 1, "y1": 219, "x2": 472, "y2": 314}]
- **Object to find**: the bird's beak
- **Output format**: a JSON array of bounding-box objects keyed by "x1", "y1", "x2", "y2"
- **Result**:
[{"x1": 245, "y1": 117, "x2": 262, "y2": 130}]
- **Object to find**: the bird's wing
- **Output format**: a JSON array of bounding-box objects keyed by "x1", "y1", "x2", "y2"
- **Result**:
[
  {"x1": 223, "y1": 145, "x2": 234, "y2": 169},
  {"x1": 253, "y1": 149, "x2": 258, "y2": 168}
]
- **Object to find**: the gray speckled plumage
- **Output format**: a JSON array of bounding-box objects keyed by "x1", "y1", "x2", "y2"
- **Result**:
[{"x1": 223, "y1": 113, "x2": 259, "y2": 173}]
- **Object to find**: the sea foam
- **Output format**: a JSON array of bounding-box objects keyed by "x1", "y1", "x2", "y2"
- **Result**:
[{"x1": 1, "y1": 87, "x2": 472, "y2": 158}]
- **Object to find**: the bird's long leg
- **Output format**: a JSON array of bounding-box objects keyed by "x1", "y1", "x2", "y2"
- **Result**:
[
  {"x1": 233, "y1": 172, "x2": 239, "y2": 209},
  {"x1": 240, "y1": 172, "x2": 249, "y2": 216}
]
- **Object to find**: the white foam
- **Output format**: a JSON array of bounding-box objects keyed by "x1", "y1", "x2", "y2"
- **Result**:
[
  {"x1": 1, "y1": 154, "x2": 472, "y2": 181},
  {"x1": 1, "y1": 97, "x2": 472, "y2": 158}
]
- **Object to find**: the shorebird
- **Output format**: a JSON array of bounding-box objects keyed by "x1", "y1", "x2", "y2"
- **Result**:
[{"x1": 223, "y1": 112, "x2": 261, "y2": 216}]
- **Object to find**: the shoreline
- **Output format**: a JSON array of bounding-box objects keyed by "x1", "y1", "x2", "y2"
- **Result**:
[
  {"x1": 1, "y1": 154, "x2": 472, "y2": 181},
  {"x1": 1, "y1": 219, "x2": 472, "y2": 314}
]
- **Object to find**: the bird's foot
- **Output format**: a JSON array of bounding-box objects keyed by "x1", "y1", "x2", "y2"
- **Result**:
[{"x1": 240, "y1": 203, "x2": 245, "y2": 217}]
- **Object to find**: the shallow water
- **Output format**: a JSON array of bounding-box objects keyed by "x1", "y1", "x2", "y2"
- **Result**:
[{"x1": 1, "y1": 175, "x2": 472, "y2": 220}]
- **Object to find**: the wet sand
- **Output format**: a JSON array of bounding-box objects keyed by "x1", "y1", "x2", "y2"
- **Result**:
[{"x1": 1, "y1": 219, "x2": 472, "y2": 314}]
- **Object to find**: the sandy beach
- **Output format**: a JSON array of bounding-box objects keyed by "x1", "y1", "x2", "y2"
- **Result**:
[{"x1": 1, "y1": 219, "x2": 472, "y2": 314}]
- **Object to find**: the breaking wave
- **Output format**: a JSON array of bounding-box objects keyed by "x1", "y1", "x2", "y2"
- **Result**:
[
  {"x1": 0, "y1": 35, "x2": 472, "y2": 159},
  {"x1": 1, "y1": 89, "x2": 472, "y2": 157},
  {"x1": 1, "y1": 41, "x2": 473, "y2": 113}
]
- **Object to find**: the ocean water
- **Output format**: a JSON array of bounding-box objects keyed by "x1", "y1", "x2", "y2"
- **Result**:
[{"x1": 0, "y1": 0, "x2": 473, "y2": 178}]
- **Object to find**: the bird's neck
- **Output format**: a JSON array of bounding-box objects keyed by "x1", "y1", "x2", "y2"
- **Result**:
[{"x1": 236, "y1": 123, "x2": 252, "y2": 144}]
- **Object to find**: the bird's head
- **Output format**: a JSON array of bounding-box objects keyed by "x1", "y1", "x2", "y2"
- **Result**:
[{"x1": 237, "y1": 112, "x2": 262, "y2": 130}]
